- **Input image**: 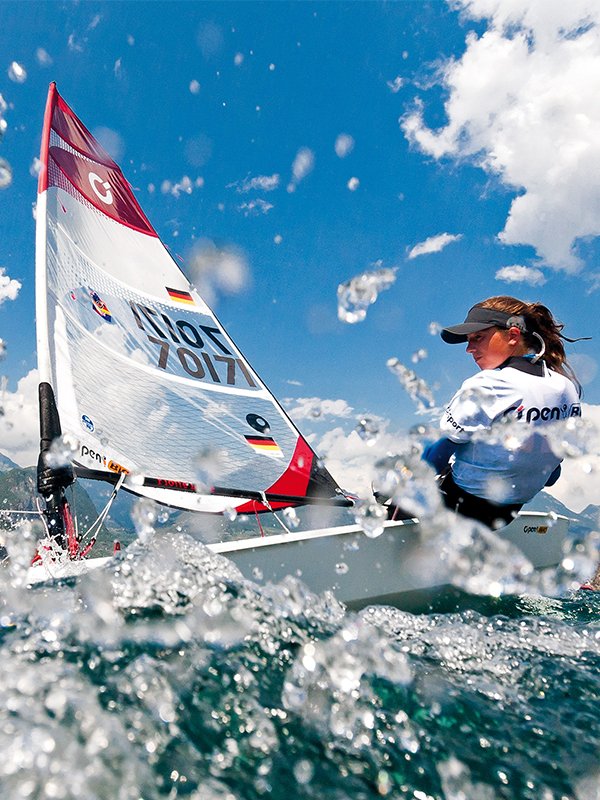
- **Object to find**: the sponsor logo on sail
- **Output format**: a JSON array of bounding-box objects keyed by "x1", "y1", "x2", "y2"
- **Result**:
[
  {"x1": 80, "y1": 446, "x2": 129, "y2": 475},
  {"x1": 90, "y1": 290, "x2": 112, "y2": 322},
  {"x1": 107, "y1": 460, "x2": 129, "y2": 475},
  {"x1": 88, "y1": 172, "x2": 114, "y2": 204},
  {"x1": 81, "y1": 414, "x2": 94, "y2": 432},
  {"x1": 80, "y1": 445, "x2": 107, "y2": 466},
  {"x1": 144, "y1": 477, "x2": 197, "y2": 493}
]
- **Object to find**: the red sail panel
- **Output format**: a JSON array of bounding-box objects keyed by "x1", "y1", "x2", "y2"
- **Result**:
[
  {"x1": 39, "y1": 83, "x2": 156, "y2": 236},
  {"x1": 236, "y1": 437, "x2": 316, "y2": 513}
]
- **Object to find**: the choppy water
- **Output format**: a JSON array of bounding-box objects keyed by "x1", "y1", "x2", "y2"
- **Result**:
[{"x1": 1, "y1": 524, "x2": 599, "y2": 800}]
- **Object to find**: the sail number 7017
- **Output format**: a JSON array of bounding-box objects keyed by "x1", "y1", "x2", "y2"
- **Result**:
[{"x1": 129, "y1": 301, "x2": 257, "y2": 388}]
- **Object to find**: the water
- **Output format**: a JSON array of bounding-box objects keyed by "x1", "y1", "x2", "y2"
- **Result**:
[{"x1": 1, "y1": 522, "x2": 599, "y2": 799}]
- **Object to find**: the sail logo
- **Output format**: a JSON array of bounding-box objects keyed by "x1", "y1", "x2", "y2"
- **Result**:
[
  {"x1": 81, "y1": 414, "x2": 95, "y2": 433},
  {"x1": 88, "y1": 172, "x2": 114, "y2": 205},
  {"x1": 90, "y1": 290, "x2": 113, "y2": 322}
]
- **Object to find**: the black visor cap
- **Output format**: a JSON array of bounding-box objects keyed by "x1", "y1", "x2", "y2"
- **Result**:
[{"x1": 441, "y1": 307, "x2": 516, "y2": 344}]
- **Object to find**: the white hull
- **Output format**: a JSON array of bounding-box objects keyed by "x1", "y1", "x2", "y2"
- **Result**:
[{"x1": 26, "y1": 510, "x2": 570, "y2": 608}]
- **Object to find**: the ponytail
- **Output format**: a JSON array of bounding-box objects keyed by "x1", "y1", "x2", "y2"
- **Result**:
[{"x1": 476, "y1": 296, "x2": 583, "y2": 396}]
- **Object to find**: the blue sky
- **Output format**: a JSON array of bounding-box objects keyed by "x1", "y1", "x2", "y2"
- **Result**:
[{"x1": 1, "y1": 0, "x2": 599, "y2": 497}]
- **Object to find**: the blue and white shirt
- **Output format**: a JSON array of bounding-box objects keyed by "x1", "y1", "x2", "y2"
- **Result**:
[{"x1": 440, "y1": 357, "x2": 580, "y2": 504}]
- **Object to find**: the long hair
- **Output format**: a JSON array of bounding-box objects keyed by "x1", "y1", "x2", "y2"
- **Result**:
[{"x1": 475, "y1": 296, "x2": 582, "y2": 395}]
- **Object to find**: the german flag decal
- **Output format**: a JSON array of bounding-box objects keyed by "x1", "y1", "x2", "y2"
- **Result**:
[
  {"x1": 244, "y1": 434, "x2": 283, "y2": 458},
  {"x1": 166, "y1": 286, "x2": 195, "y2": 305}
]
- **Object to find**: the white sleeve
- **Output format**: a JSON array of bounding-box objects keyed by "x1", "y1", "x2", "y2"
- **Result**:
[{"x1": 440, "y1": 371, "x2": 523, "y2": 443}]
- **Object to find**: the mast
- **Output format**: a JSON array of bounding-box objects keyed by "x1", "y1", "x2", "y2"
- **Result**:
[
  {"x1": 35, "y1": 83, "x2": 74, "y2": 546},
  {"x1": 36, "y1": 382, "x2": 74, "y2": 547}
]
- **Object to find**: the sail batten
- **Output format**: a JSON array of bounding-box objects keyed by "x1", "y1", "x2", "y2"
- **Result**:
[{"x1": 36, "y1": 84, "x2": 347, "y2": 514}]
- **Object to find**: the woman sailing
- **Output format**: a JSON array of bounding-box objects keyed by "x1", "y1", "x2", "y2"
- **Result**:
[{"x1": 422, "y1": 296, "x2": 584, "y2": 528}]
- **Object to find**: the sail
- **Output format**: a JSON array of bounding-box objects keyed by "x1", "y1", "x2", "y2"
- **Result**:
[{"x1": 36, "y1": 84, "x2": 348, "y2": 514}]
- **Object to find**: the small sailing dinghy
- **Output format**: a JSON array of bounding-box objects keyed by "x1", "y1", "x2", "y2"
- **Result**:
[{"x1": 27, "y1": 84, "x2": 570, "y2": 607}]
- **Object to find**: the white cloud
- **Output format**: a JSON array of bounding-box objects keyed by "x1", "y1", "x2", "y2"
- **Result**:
[
  {"x1": 407, "y1": 232, "x2": 462, "y2": 259},
  {"x1": 0, "y1": 267, "x2": 21, "y2": 305},
  {"x1": 230, "y1": 174, "x2": 280, "y2": 193},
  {"x1": 285, "y1": 397, "x2": 354, "y2": 422},
  {"x1": 545, "y1": 403, "x2": 600, "y2": 513},
  {"x1": 313, "y1": 423, "x2": 414, "y2": 498},
  {"x1": 0, "y1": 369, "x2": 40, "y2": 467},
  {"x1": 402, "y1": 0, "x2": 600, "y2": 271},
  {"x1": 161, "y1": 176, "x2": 204, "y2": 198},
  {"x1": 387, "y1": 76, "x2": 404, "y2": 93},
  {"x1": 237, "y1": 199, "x2": 274, "y2": 216},
  {"x1": 495, "y1": 264, "x2": 547, "y2": 286}
]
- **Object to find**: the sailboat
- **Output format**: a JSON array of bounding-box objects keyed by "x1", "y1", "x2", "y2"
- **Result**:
[{"x1": 26, "y1": 84, "x2": 570, "y2": 608}]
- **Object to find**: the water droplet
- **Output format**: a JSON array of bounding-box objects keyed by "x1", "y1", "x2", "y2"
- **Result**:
[
  {"x1": 428, "y1": 321, "x2": 442, "y2": 335},
  {"x1": 0, "y1": 158, "x2": 13, "y2": 189},
  {"x1": 411, "y1": 348, "x2": 428, "y2": 363},
  {"x1": 8, "y1": 61, "x2": 27, "y2": 83},
  {"x1": 283, "y1": 507, "x2": 300, "y2": 529},
  {"x1": 252, "y1": 566, "x2": 263, "y2": 580},
  {"x1": 224, "y1": 507, "x2": 238, "y2": 521},
  {"x1": 386, "y1": 358, "x2": 435, "y2": 412},
  {"x1": 44, "y1": 433, "x2": 79, "y2": 468},
  {"x1": 354, "y1": 500, "x2": 387, "y2": 538},
  {"x1": 192, "y1": 446, "x2": 226, "y2": 488},
  {"x1": 131, "y1": 498, "x2": 157, "y2": 541},
  {"x1": 337, "y1": 267, "x2": 396, "y2": 323},
  {"x1": 335, "y1": 562, "x2": 349, "y2": 575},
  {"x1": 355, "y1": 416, "x2": 380, "y2": 445},
  {"x1": 293, "y1": 759, "x2": 314, "y2": 785}
]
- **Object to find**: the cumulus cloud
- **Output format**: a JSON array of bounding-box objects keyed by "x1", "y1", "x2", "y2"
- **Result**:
[
  {"x1": 229, "y1": 174, "x2": 280, "y2": 193},
  {"x1": 495, "y1": 264, "x2": 547, "y2": 286},
  {"x1": 313, "y1": 423, "x2": 413, "y2": 497},
  {"x1": 407, "y1": 232, "x2": 462, "y2": 259},
  {"x1": 387, "y1": 76, "x2": 404, "y2": 93},
  {"x1": 237, "y1": 199, "x2": 274, "y2": 216},
  {"x1": 0, "y1": 267, "x2": 21, "y2": 305},
  {"x1": 545, "y1": 403, "x2": 600, "y2": 513},
  {"x1": 401, "y1": 0, "x2": 600, "y2": 271},
  {"x1": 0, "y1": 369, "x2": 40, "y2": 467},
  {"x1": 161, "y1": 176, "x2": 204, "y2": 198},
  {"x1": 285, "y1": 397, "x2": 354, "y2": 422}
]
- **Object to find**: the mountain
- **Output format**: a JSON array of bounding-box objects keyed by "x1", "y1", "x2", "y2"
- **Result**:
[
  {"x1": 0, "y1": 465, "x2": 122, "y2": 556},
  {"x1": 0, "y1": 452, "x2": 19, "y2": 473}
]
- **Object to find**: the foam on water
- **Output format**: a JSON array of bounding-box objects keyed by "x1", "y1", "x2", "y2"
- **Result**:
[{"x1": 0, "y1": 526, "x2": 599, "y2": 799}]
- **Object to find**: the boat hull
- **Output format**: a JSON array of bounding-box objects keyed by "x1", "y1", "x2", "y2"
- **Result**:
[{"x1": 26, "y1": 511, "x2": 570, "y2": 609}]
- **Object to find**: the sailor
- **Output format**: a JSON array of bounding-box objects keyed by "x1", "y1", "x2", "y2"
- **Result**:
[{"x1": 423, "y1": 296, "x2": 585, "y2": 528}]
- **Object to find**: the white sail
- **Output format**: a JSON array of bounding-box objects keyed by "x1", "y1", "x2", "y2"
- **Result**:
[{"x1": 36, "y1": 84, "x2": 346, "y2": 514}]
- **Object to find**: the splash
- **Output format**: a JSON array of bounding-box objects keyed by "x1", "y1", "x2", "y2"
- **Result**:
[
  {"x1": 337, "y1": 267, "x2": 396, "y2": 324},
  {"x1": 386, "y1": 357, "x2": 436, "y2": 412}
]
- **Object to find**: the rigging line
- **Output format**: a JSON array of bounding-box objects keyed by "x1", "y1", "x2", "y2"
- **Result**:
[
  {"x1": 77, "y1": 471, "x2": 126, "y2": 546},
  {"x1": 271, "y1": 511, "x2": 291, "y2": 535},
  {"x1": 0, "y1": 509, "x2": 44, "y2": 516}
]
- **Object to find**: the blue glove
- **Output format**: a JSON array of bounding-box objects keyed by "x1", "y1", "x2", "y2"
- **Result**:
[{"x1": 422, "y1": 437, "x2": 457, "y2": 473}]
